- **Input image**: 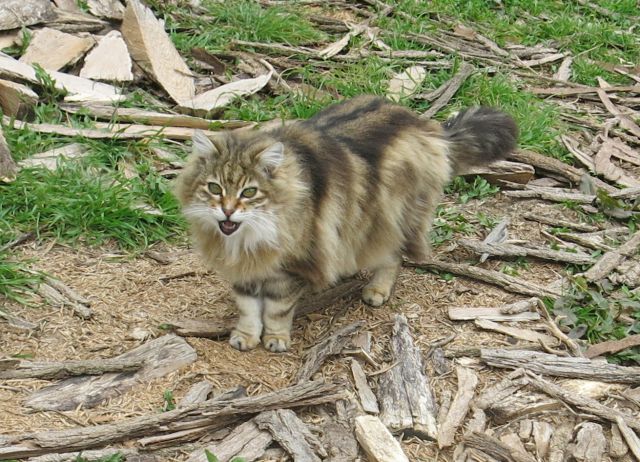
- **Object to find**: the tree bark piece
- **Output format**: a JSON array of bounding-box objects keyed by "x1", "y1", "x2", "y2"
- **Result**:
[
  {"x1": 405, "y1": 260, "x2": 562, "y2": 298},
  {"x1": 522, "y1": 212, "x2": 599, "y2": 232},
  {"x1": 350, "y1": 359, "x2": 379, "y2": 414},
  {"x1": 585, "y1": 334, "x2": 640, "y2": 358},
  {"x1": 464, "y1": 431, "x2": 536, "y2": 462},
  {"x1": 19, "y1": 144, "x2": 89, "y2": 171},
  {"x1": 421, "y1": 63, "x2": 475, "y2": 119},
  {"x1": 548, "y1": 422, "x2": 574, "y2": 462},
  {"x1": 121, "y1": 0, "x2": 195, "y2": 105},
  {"x1": 79, "y1": 31, "x2": 133, "y2": 82},
  {"x1": 438, "y1": 366, "x2": 479, "y2": 448},
  {"x1": 594, "y1": 140, "x2": 640, "y2": 187},
  {"x1": 475, "y1": 321, "x2": 557, "y2": 345},
  {"x1": 0, "y1": 78, "x2": 38, "y2": 118},
  {"x1": 464, "y1": 160, "x2": 535, "y2": 185},
  {"x1": 354, "y1": 415, "x2": 410, "y2": 462},
  {"x1": 180, "y1": 381, "x2": 213, "y2": 406},
  {"x1": 377, "y1": 314, "x2": 438, "y2": 439},
  {"x1": 481, "y1": 348, "x2": 640, "y2": 383},
  {"x1": 186, "y1": 418, "x2": 272, "y2": 462},
  {"x1": 0, "y1": 127, "x2": 17, "y2": 183},
  {"x1": 20, "y1": 28, "x2": 94, "y2": 71},
  {"x1": 473, "y1": 369, "x2": 529, "y2": 410},
  {"x1": 525, "y1": 371, "x2": 640, "y2": 431},
  {"x1": 572, "y1": 422, "x2": 606, "y2": 462},
  {"x1": 0, "y1": 380, "x2": 343, "y2": 459},
  {"x1": 295, "y1": 321, "x2": 364, "y2": 383},
  {"x1": 0, "y1": 0, "x2": 55, "y2": 31},
  {"x1": 87, "y1": 0, "x2": 125, "y2": 20},
  {"x1": 34, "y1": 279, "x2": 92, "y2": 319},
  {"x1": 0, "y1": 358, "x2": 142, "y2": 380},
  {"x1": 255, "y1": 409, "x2": 327, "y2": 462},
  {"x1": 322, "y1": 420, "x2": 359, "y2": 462},
  {"x1": 532, "y1": 421, "x2": 553, "y2": 459},
  {"x1": 615, "y1": 416, "x2": 640, "y2": 460},
  {"x1": 459, "y1": 239, "x2": 593, "y2": 265},
  {"x1": 581, "y1": 231, "x2": 640, "y2": 282},
  {"x1": 610, "y1": 423, "x2": 629, "y2": 458},
  {"x1": 24, "y1": 334, "x2": 196, "y2": 411}
]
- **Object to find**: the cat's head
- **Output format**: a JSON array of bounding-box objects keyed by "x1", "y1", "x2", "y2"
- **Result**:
[{"x1": 175, "y1": 130, "x2": 288, "y2": 254}]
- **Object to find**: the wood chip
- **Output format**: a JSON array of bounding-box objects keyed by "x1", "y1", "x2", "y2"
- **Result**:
[
  {"x1": 475, "y1": 320, "x2": 558, "y2": 345},
  {"x1": 351, "y1": 360, "x2": 379, "y2": 414},
  {"x1": 573, "y1": 422, "x2": 606, "y2": 462},
  {"x1": 553, "y1": 56, "x2": 573, "y2": 81},
  {"x1": 87, "y1": 0, "x2": 125, "y2": 20},
  {"x1": 438, "y1": 366, "x2": 478, "y2": 448},
  {"x1": 597, "y1": 88, "x2": 640, "y2": 138},
  {"x1": 594, "y1": 140, "x2": 640, "y2": 187},
  {"x1": 465, "y1": 160, "x2": 535, "y2": 185},
  {"x1": 532, "y1": 421, "x2": 553, "y2": 459},
  {"x1": 615, "y1": 416, "x2": 640, "y2": 460},
  {"x1": 0, "y1": 127, "x2": 17, "y2": 183},
  {"x1": 610, "y1": 423, "x2": 629, "y2": 458},
  {"x1": 186, "y1": 418, "x2": 272, "y2": 462},
  {"x1": 19, "y1": 143, "x2": 89, "y2": 171},
  {"x1": 255, "y1": 409, "x2": 327, "y2": 462},
  {"x1": 0, "y1": 0, "x2": 55, "y2": 31},
  {"x1": 581, "y1": 231, "x2": 640, "y2": 282},
  {"x1": 548, "y1": 422, "x2": 574, "y2": 462},
  {"x1": 387, "y1": 65, "x2": 427, "y2": 101},
  {"x1": 180, "y1": 381, "x2": 213, "y2": 406},
  {"x1": 20, "y1": 28, "x2": 94, "y2": 71},
  {"x1": 24, "y1": 334, "x2": 197, "y2": 411},
  {"x1": 354, "y1": 415, "x2": 410, "y2": 462},
  {"x1": 377, "y1": 314, "x2": 438, "y2": 439},
  {"x1": 121, "y1": 0, "x2": 196, "y2": 104},
  {"x1": 0, "y1": 78, "x2": 38, "y2": 118},
  {"x1": 79, "y1": 31, "x2": 133, "y2": 82},
  {"x1": 421, "y1": 62, "x2": 474, "y2": 119},
  {"x1": 448, "y1": 307, "x2": 540, "y2": 322}
]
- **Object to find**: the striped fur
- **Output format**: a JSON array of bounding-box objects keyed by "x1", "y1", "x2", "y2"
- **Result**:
[{"x1": 174, "y1": 95, "x2": 518, "y2": 352}]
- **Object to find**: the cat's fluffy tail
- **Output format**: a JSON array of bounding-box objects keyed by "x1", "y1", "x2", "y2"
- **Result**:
[{"x1": 442, "y1": 107, "x2": 518, "y2": 175}]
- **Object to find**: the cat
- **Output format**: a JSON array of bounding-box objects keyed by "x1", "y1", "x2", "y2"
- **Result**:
[{"x1": 174, "y1": 95, "x2": 518, "y2": 352}]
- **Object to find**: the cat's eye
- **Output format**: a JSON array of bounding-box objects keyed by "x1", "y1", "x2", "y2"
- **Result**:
[
  {"x1": 241, "y1": 187, "x2": 258, "y2": 198},
  {"x1": 207, "y1": 182, "x2": 222, "y2": 195}
]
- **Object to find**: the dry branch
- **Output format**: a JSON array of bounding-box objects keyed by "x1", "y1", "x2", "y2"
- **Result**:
[
  {"x1": 598, "y1": 88, "x2": 640, "y2": 138},
  {"x1": 421, "y1": 63, "x2": 475, "y2": 119},
  {"x1": 448, "y1": 307, "x2": 539, "y2": 322},
  {"x1": 377, "y1": 314, "x2": 438, "y2": 439},
  {"x1": 406, "y1": 260, "x2": 562, "y2": 298},
  {"x1": 0, "y1": 358, "x2": 142, "y2": 380},
  {"x1": 437, "y1": 366, "x2": 478, "y2": 448},
  {"x1": 295, "y1": 321, "x2": 364, "y2": 383},
  {"x1": 459, "y1": 238, "x2": 593, "y2": 265},
  {"x1": 475, "y1": 320, "x2": 557, "y2": 345},
  {"x1": 481, "y1": 348, "x2": 640, "y2": 383},
  {"x1": 586, "y1": 334, "x2": 640, "y2": 358},
  {"x1": 24, "y1": 335, "x2": 196, "y2": 411},
  {"x1": 0, "y1": 380, "x2": 343, "y2": 459},
  {"x1": 522, "y1": 212, "x2": 599, "y2": 232}
]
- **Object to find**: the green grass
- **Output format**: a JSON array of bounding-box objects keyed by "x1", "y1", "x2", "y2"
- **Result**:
[{"x1": 0, "y1": 256, "x2": 41, "y2": 304}]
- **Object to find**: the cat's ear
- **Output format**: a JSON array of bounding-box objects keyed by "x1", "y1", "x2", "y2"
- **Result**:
[
  {"x1": 191, "y1": 130, "x2": 217, "y2": 160},
  {"x1": 257, "y1": 142, "x2": 284, "y2": 173}
]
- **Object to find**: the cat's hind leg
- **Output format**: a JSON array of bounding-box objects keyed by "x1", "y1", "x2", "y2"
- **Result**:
[{"x1": 362, "y1": 255, "x2": 401, "y2": 307}]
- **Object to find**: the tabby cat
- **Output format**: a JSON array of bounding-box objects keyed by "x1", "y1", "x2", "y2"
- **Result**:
[{"x1": 174, "y1": 96, "x2": 518, "y2": 352}]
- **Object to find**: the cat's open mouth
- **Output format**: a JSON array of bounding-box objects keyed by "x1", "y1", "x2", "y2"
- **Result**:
[{"x1": 219, "y1": 220, "x2": 240, "y2": 235}]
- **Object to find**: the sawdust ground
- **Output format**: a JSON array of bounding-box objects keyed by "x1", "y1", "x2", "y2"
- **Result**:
[{"x1": 0, "y1": 194, "x2": 587, "y2": 460}]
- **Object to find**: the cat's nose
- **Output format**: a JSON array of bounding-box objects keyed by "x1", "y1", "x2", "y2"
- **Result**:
[{"x1": 222, "y1": 208, "x2": 234, "y2": 218}]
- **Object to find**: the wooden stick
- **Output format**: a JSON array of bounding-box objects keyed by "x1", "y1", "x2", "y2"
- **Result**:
[
  {"x1": 586, "y1": 334, "x2": 640, "y2": 358},
  {"x1": 522, "y1": 212, "x2": 599, "y2": 232},
  {"x1": 420, "y1": 63, "x2": 475, "y2": 119},
  {"x1": 405, "y1": 260, "x2": 562, "y2": 298},
  {"x1": 459, "y1": 238, "x2": 593, "y2": 265},
  {"x1": 0, "y1": 358, "x2": 143, "y2": 380},
  {"x1": 0, "y1": 381, "x2": 343, "y2": 459}
]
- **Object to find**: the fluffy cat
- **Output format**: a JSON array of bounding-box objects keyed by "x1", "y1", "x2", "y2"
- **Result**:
[{"x1": 174, "y1": 95, "x2": 518, "y2": 352}]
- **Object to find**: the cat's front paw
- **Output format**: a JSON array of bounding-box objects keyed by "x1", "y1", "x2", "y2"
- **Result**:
[
  {"x1": 263, "y1": 334, "x2": 290, "y2": 353},
  {"x1": 229, "y1": 330, "x2": 260, "y2": 351},
  {"x1": 362, "y1": 285, "x2": 390, "y2": 307}
]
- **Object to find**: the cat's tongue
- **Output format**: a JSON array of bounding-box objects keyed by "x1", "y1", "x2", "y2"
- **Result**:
[{"x1": 219, "y1": 220, "x2": 240, "y2": 235}]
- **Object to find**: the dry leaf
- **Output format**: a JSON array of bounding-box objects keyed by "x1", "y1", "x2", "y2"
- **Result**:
[{"x1": 387, "y1": 65, "x2": 427, "y2": 102}]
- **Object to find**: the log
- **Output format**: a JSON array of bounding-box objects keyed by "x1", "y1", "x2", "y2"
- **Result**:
[
  {"x1": 0, "y1": 380, "x2": 343, "y2": 459},
  {"x1": 354, "y1": 415, "x2": 410, "y2": 462},
  {"x1": 405, "y1": 260, "x2": 562, "y2": 298},
  {"x1": 525, "y1": 371, "x2": 640, "y2": 431},
  {"x1": 186, "y1": 418, "x2": 272, "y2": 462},
  {"x1": 581, "y1": 231, "x2": 640, "y2": 282},
  {"x1": 24, "y1": 335, "x2": 197, "y2": 411},
  {"x1": 79, "y1": 31, "x2": 133, "y2": 82},
  {"x1": 0, "y1": 0, "x2": 55, "y2": 30},
  {"x1": 458, "y1": 239, "x2": 593, "y2": 265},
  {"x1": 437, "y1": 366, "x2": 479, "y2": 448},
  {"x1": 255, "y1": 409, "x2": 327, "y2": 462},
  {"x1": 481, "y1": 348, "x2": 640, "y2": 383},
  {"x1": 121, "y1": 0, "x2": 195, "y2": 105},
  {"x1": 20, "y1": 28, "x2": 94, "y2": 71},
  {"x1": 449, "y1": 306, "x2": 539, "y2": 322},
  {"x1": 350, "y1": 359, "x2": 379, "y2": 414},
  {"x1": 0, "y1": 78, "x2": 38, "y2": 118},
  {"x1": 295, "y1": 321, "x2": 364, "y2": 383},
  {"x1": 475, "y1": 320, "x2": 558, "y2": 345},
  {"x1": 377, "y1": 314, "x2": 438, "y2": 439},
  {"x1": 464, "y1": 432, "x2": 536, "y2": 462},
  {"x1": 0, "y1": 358, "x2": 142, "y2": 380},
  {"x1": 573, "y1": 422, "x2": 606, "y2": 462},
  {"x1": 0, "y1": 127, "x2": 17, "y2": 183}
]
